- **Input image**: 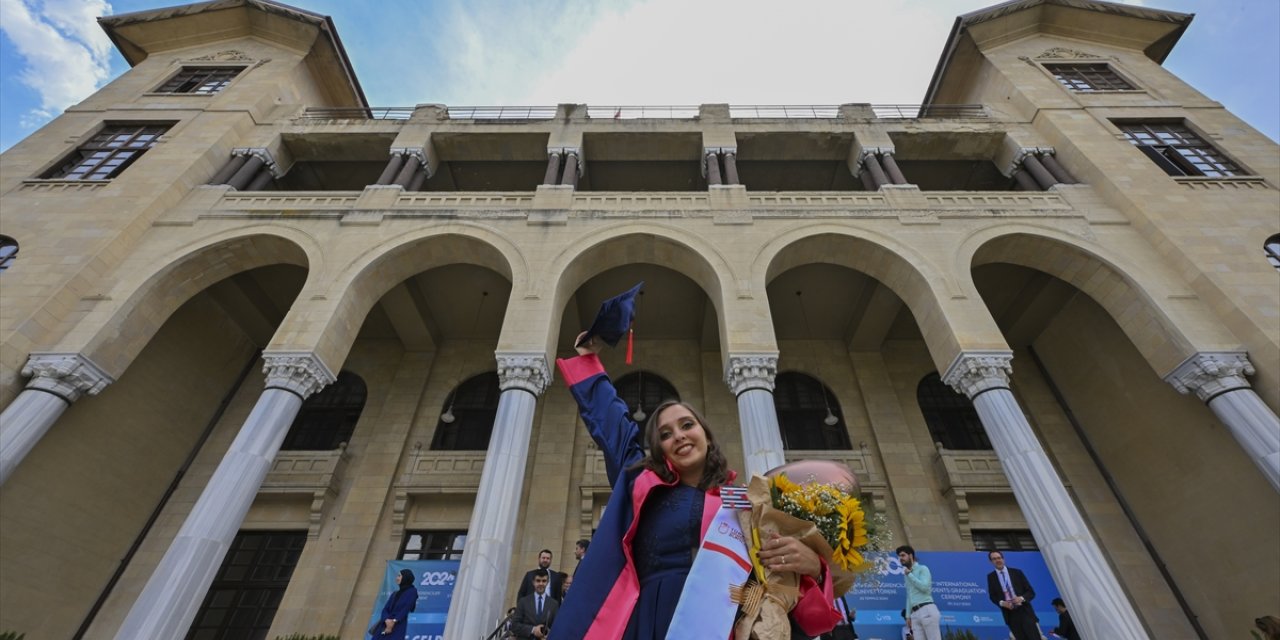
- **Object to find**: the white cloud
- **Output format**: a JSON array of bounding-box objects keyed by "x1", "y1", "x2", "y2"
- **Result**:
[{"x1": 0, "y1": 0, "x2": 113, "y2": 128}]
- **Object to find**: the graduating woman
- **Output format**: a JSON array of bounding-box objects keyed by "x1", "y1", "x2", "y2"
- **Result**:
[
  {"x1": 550, "y1": 284, "x2": 840, "y2": 640},
  {"x1": 373, "y1": 568, "x2": 418, "y2": 639}
]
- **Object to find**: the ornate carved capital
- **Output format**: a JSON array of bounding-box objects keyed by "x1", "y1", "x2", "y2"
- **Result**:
[
  {"x1": 262, "y1": 351, "x2": 336, "y2": 399},
  {"x1": 1036, "y1": 47, "x2": 1102, "y2": 60},
  {"x1": 391, "y1": 146, "x2": 433, "y2": 177},
  {"x1": 1164, "y1": 351, "x2": 1255, "y2": 402},
  {"x1": 21, "y1": 352, "x2": 114, "y2": 403},
  {"x1": 190, "y1": 50, "x2": 256, "y2": 62},
  {"x1": 232, "y1": 147, "x2": 282, "y2": 177},
  {"x1": 1007, "y1": 147, "x2": 1054, "y2": 175},
  {"x1": 725, "y1": 353, "x2": 779, "y2": 395},
  {"x1": 496, "y1": 352, "x2": 552, "y2": 395},
  {"x1": 942, "y1": 351, "x2": 1013, "y2": 398}
]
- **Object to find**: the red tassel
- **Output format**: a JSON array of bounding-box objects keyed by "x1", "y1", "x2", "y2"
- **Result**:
[{"x1": 625, "y1": 328, "x2": 634, "y2": 365}]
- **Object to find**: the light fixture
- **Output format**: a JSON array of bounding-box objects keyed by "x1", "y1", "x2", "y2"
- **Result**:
[
  {"x1": 440, "y1": 393, "x2": 456, "y2": 424},
  {"x1": 443, "y1": 290, "x2": 489, "y2": 424},
  {"x1": 796, "y1": 290, "x2": 840, "y2": 427},
  {"x1": 632, "y1": 369, "x2": 647, "y2": 422}
]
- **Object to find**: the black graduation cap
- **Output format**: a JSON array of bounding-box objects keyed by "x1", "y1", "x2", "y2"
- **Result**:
[{"x1": 577, "y1": 282, "x2": 644, "y2": 351}]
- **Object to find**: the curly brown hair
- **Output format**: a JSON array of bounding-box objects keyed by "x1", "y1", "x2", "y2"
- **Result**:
[{"x1": 627, "y1": 400, "x2": 731, "y2": 490}]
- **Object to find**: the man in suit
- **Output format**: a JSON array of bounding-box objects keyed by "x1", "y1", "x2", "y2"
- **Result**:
[
  {"x1": 518, "y1": 549, "x2": 565, "y2": 603},
  {"x1": 1049, "y1": 597, "x2": 1080, "y2": 640},
  {"x1": 986, "y1": 550, "x2": 1040, "y2": 640},
  {"x1": 511, "y1": 569, "x2": 558, "y2": 639}
]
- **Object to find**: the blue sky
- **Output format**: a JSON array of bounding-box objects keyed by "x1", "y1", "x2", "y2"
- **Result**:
[{"x1": 1, "y1": 0, "x2": 1277, "y2": 153}]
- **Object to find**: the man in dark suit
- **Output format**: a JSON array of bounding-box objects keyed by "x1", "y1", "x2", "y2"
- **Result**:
[
  {"x1": 1050, "y1": 597, "x2": 1080, "y2": 640},
  {"x1": 517, "y1": 549, "x2": 565, "y2": 603},
  {"x1": 511, "y1": 569, "x2": 558, "y2": 639},
  {"x1": 986, "y1": 550, "x2": 1040, "y2": 640}
]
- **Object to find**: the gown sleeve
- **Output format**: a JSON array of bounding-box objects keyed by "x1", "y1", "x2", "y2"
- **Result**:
[{"x1": 556, "y1": 354, "x2": 645, "y2": 485}]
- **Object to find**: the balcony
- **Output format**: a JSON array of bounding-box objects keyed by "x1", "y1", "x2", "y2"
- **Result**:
[
  {"x1": 390, "y1": 450, "x2": 488, "y2": 537},
  {"x1": 260, "y1": 447, "x2": 349, "y2": 537}
]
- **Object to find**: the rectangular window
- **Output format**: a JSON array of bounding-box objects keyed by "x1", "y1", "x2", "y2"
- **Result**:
[
  {"x1": 43, "y1": 124, "x2": 170, "y2": 181},
  {"x1": 972, "y1": 529, "x2": 1039, "y2": 552},
  {"x1": 1118, "y1": 122, "x2": 1244, "y2": 177},
  {"x1": 157, "y1": 67, "x2": 242, "y2": 94},
  {"x1": 188, "y1": 531, "x2": 306, "y2": 640},
  {"x1": 400, "y1": 530, "x2": 467, "y2": 560},
  {"x1": 1045, "y1": 63, "x2": 1134, "y2": 91}
]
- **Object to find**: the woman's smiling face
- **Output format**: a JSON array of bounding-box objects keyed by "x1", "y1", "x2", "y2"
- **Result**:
[{"x1": 655, "y1": 403, "x2": 707, "y2": 484}]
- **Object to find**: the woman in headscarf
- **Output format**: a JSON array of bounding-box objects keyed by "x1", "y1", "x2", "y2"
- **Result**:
[{"x1": 373, "y1": 568, "x2": 418, "y2": 639}]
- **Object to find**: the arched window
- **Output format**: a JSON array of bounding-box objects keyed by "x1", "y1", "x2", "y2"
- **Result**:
[
  {"x1": 1266, "y1": 234, "x2": 1280, "y2": 270},
  {"x1": 281, "y1": 370, "x2": 366, "y2": 450},
  {"x1": 614, "y1": 371, "x2": 680, "y2": 422},
  {"x1": 0, "y1": 235, "x2": 17, "y2": 271},
  {"x1": 917, "y1": 373, "x2": 990, "y2": 450},
  {"x1": 431, "y1": 372, "x2": 501, "y2": 451},
  {"x1": 774, "y1": 372, "x2": 851, "y2": 450}
]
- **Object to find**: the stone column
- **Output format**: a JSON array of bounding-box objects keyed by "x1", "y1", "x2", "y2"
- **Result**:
[
  {"x1": 0, "y1": 353, "x2": 113, "y2": 486},
  {"x1": 1166, "y1": 352, "x2": 1280, "y2": 492},
  {"x1": 725, "y1": 354, "x2": 786, "y2": 476},
  {"x1": 723, "y1": 149, "x2": 740, "y2": 185},
  {"x1": 113, "y1": 352, "x2": 334, "y2": 640},
  {"x1": 861, "y1": 151, "x2": 889, "y2": 189},
  {"x1": 376, "y1": 152, "x2": 406, "y2": 185},
  {"x1": 543, "y1": 150, "x2": 562, "y2": 185},
  {"x1": 1039, "y1": 153, "x2": 1077, "y2": 184},
  {"x1": 561, "y1": 150, "x2": 580, "y2": 188},
  {"x1": 879, "y1": 151, "x2": 909, "y2": 185},
  {"x1": 225, "y1": 155, "x2": 265, "y2": 190},
  {"x1": 393, "y1": 154, "x2": 422, "y2": 188},
  {"x1": 705, "y1": 149, "x2": 723, "y2": 186},
  {"x1": 1021, "y1": 154, "x2": 1058, "y2": 189},
  {"x1": 208, "y1": 155, "x2": 248, "y2": 185},
  {"x1": 1012, "y1": 169, "x2": 1040, "y2": 191},
  {"x1": 443, "y1": 353, "x2": 551, "y2": 640},
  {"x1": 943, "y1": 352, "x2": 1149, "y2": 640}
]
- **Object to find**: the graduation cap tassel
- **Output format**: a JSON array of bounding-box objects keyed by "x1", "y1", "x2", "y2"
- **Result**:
[{"x1": 625, "y1": 328, "x2": 634, "y2": 365}]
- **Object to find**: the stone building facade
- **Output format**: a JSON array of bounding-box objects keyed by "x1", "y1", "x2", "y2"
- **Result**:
[{"x1": 0, "y1": 0, "x2": 1276, "y2": 639}]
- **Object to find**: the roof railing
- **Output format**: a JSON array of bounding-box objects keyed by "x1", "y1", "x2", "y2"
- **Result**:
[
  {"x1": 871, "y1": 104, "x2": 987, "y2": 119},
  {"x1": 586, "y1": 105, "x2": 699, "y2": 119},
  {"x1": 297, "y1": 107, "x2": 415, "y2": 120},
  {"x1": 730, "y1": 105, "x2": 841, "y2": 118},
  {"x1": 447, "y1": 106, "x2": 557, "y2": 120}
]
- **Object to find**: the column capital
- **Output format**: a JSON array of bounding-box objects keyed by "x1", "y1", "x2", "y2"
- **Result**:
[
  {"x1": 725, "y1": 353, "x2": 779, "y2": 395},
  {"x1": 942, "y1": 350, "x2": 1013, "y2": 398},
  {"x1": 232, "y1": 147, "x2": 282, "y2": 177},
  {"x1": 391, "y1": 146, "x2": 434, "y2": 177},
  {"x1": 1007, "y1": 146, "x2": 1054, "y2": 175},
  {"x1": 1164, "y1": 351, "x2": 1255, "y2": 402},
  {"x1": 262, "y1": 351, "x2": 335, "y2": 399},
  {"x1": 495, "y1": 352, "x2": 552, "y2": 395},
  {"x1": 21, "y1": 352, "x2": 114, "y2": 403}
]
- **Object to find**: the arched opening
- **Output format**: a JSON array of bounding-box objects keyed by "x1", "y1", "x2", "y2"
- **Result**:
[
  {"x1": 0, "y1": 234, "x2": 17, "y2": 271},
  {"x1": 916, "y1": 372, "x2": 988, "y2": 450},
  {"x1": 774, "y1": 372, "x2": 850, "y2": 450},
  {"x1": 613, "y1": 370, "x2": 680, "y2": 423},
  {"x1": 1265, "y1": 233, "x2": 1280, "y2": 270},
  {"x1": 431, "y1": 372, "x2": 501, "y2": 451},
  {"x1": 280, "y1": 370, "x2": 367, "y2": 450}
]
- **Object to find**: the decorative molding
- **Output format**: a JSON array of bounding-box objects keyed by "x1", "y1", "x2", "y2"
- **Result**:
[
  {"x1": 232, "y1": 147, "x2": 283, "y2": 178},
  {"x1": 189, "y1": 50, "x2": 256, "y2": 62},
  {"x1": 1036, "y1": 47, "x2": 1102, "y2": 60},
  {"x1": 262, "y1": 351, "x2": 336, "y2": 399},
  {"x1": 942, "y1": 350, "x2": 1014, "y2": 398},
  {"x1": 495, "y1": 352, "x2": 552, "y2": 395},
  {"x1": 725, "y1": 353, "x2": 779, "y2": 395},
  {"x1": 21, "y1": 352, "x2": 114, "y2": 403},
  {"x1": 1164, "y1": 351, "x2": 1255, "y2": 402}
]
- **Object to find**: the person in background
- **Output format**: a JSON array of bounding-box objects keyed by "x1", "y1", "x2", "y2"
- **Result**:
[
  {"x1": 518, "y1": 549, "x2": 566, "y2": 603},
  {"x1": 1048, "y1": 597, "x2": 1079, "y2": 640},
  {"x1": 985, "y1": 550, "x2": 1039, "y2": 640},
  {"x1": 573, "y1": 539, "x2": 590, "y2": 575},
  {"x1": 373, "y1": 568, "x2": 417, "y2": 639},
  {"x1": 896, "y1": 545, "x2": 941, "y2": 640},
  {"x1": 560, "y1": 574, "x2": 573, "y2": 600},
  {"x1": 512, "y1": 569, "x2": 559, "y2": 639}
]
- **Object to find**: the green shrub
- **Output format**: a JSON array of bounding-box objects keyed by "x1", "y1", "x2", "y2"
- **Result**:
[{"x1": 942, "y1": 628, "x2": 979, "y2": 640}]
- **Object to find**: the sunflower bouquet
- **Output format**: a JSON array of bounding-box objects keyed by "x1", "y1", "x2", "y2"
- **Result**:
[{"x1": 730, "y1": 460, "x2": 877, "y2": 640}]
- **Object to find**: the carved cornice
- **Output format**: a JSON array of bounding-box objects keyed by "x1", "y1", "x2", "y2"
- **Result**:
[
  {"x1": 189, "y1": 49, "x2": 256, "y2": 62},
  {"x1": 232, "y1": 147, "x2": 282, "y2": 177},
  {"x1": 262, "y1": 351, "x2": 336, "y2": 399},
  {"x1": 942, "y1": 351, "x2": 1013, "y2": 398},
  {"x1": 1036, "y1": 47, "x2": 1102, "y2": 60},
  {"x1": 1164, "y1": 351, "x2": 1255, "y2": 402},
  {"x1": 725, "y1": 353, "x2": 779, "y2": 395},
  {"x1": 495, "y1": 352, "x2": 552, "y2": 395},
  {"x1": 21, "y1": 353, "x2": 114, "y2": 403}
]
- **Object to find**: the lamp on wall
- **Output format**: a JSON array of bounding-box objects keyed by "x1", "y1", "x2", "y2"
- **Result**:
[
  {"x1": 632, "y1": 369, "x2": 647, "y2": 422},
  {"x1": 440, "y1": 393, "x2": 456, "y2": 423},
  {"x1": 796, "y1": 290, "x2": 839, "y2": 427},
  {"x1": 442, "y1": 290, "x2": 490, "y2": 424}
]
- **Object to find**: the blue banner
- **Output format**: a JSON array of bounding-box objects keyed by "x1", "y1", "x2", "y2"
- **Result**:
[
  {"x1": 839, "y1": 551, "x2": 1062, "y2": 640},
  {"x1": 366, "y1": 559, "x2": 459, "y2": 640}
]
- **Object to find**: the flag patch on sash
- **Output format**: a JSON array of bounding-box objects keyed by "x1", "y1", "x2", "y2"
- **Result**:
[{"x1": 720, "y1": 486, "x2": 751, "y2": 510}]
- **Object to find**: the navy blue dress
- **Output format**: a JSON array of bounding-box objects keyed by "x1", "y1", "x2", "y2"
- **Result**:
[{"x1": 622, "y1": 483, "x2": 704, "y2": 640}]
